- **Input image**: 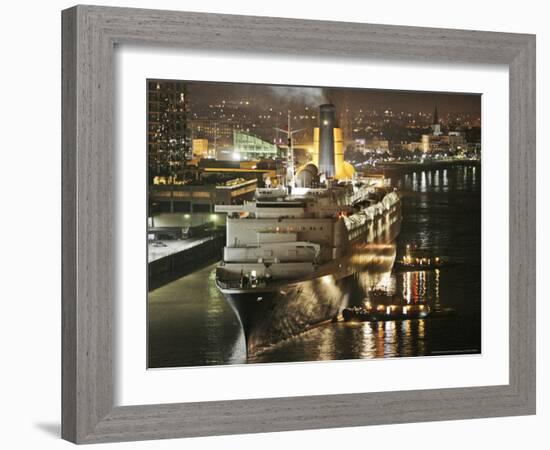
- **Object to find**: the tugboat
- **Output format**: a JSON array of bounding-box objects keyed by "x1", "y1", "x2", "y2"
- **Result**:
[
  {"x1": 393, "y1": 244, "x2": 452, "y2": 272},
  {"x1": 342, "y1": 295, "x2": 430, "y2": 322},
  {"x1": 342, "y1": 303, "x2": 430, "y2": 322},
  {"x1": 342, "y1": 302, "x2": 456, "y2": 322},
  {"x1": 341, "y1": 286, "x2": 456, "y2": 322}
]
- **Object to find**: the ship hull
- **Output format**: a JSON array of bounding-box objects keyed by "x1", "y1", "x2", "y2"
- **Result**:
[{"x1": 218, "y1": 208, "x2": 402, "y2": 355}]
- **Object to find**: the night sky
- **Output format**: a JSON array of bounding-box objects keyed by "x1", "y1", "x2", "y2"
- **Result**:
[{"x1": 184, "y1": 80, "x2": 481, "y2": 117}]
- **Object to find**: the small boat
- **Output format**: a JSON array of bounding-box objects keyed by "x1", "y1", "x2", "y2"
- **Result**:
[
  {"x1": 342, "y1": 299, "x2": 431, "y2": 322},
  {"x1": 393, "y1": 244, "x2": 453, "y2": 272}
]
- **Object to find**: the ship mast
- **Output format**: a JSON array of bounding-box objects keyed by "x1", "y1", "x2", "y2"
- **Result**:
[{"x1": 275, "y1": 110, "x2": 304, "y2": 188}]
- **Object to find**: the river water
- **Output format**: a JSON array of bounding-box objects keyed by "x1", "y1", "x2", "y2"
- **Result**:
[{"x1": 148, "y1": 165, "x2": 481, "y2": 368}]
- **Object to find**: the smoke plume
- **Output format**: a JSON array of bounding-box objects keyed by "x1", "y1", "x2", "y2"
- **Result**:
[{"x1": 269, "y1": 86, "x2": 329, "y2": 107}]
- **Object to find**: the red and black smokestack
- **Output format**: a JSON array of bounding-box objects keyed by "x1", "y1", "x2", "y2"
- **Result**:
[{"x1": 318, "y1": 104, "x2": 336, "y2": 177}]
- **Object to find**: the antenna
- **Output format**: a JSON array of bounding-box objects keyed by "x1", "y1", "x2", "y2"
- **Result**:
[{"x1": 273, "y1": 110, "x2": 305, "y2": 187}]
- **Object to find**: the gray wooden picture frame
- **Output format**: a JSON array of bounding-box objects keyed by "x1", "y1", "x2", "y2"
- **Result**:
[{"x1": 61, "y1": 5, "x2": 536, "y2": 444}]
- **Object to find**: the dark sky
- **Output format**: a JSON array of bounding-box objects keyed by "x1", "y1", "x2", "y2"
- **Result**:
[{"x1": 184, "y1": 80, "x2": 481, "y2": 117}]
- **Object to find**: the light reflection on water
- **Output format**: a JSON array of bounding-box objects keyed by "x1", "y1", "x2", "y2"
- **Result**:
[
  {"x1": 247, "y1": 316, "x2": 431, "y2": 364},
  {"x1": 148, "y1": 166, "x2": 481, "y2": 368}
]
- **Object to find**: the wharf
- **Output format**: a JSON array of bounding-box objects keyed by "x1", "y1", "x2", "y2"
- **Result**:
[{"x1": 148, "y1": 232, "x2": 224, "y2": 290}]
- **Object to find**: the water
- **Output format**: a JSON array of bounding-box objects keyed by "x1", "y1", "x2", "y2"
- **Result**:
[{"x1": 148, "y1": 165, "x2": 481, "y2": 368}]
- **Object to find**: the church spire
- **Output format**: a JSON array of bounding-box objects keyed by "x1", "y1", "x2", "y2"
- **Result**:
[
  {"x1": 433, "y1": 105, "x2": 439, "y2": 125},
  {"x1": 431, "y1": 105, "x2": 442, "y2": 136}
]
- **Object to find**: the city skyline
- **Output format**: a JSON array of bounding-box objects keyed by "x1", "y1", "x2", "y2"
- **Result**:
[
  {"x1": 147, "y1": 79, "x2": 481, "y2": 179},
  {"x1": 182, "y1": 80, "x2": 481, "y2": 118}
]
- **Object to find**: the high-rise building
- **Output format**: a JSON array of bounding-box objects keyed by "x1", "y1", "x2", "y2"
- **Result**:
[{"x1": 147, "y1": 80, "x2": 192, "y2": 180}]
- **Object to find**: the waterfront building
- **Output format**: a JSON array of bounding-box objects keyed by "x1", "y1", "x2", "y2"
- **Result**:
[
  {"x1": 403, "y1": 106, "x2": 470, "y2": 154},
  {"x1": 149, "y1": 177, "x2": 257, "y2": 214},
  {"x1": 421, "y1": 134, "x2": 433, "y2": 153},
  {"x1": 403, "y1": 141, "x2": 423, "y2": 152},
  {"x1": 198, "y1": 159, "x2": 281, "y2": 186},
  {"x1": 445, "y1": 131, "x2": 467, "y2": 150}
]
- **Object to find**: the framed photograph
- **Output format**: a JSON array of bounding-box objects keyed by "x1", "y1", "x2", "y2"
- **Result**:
[
  {"x1": 62, "y1": 5, "x2": 536, "y2": 443},
  {"x1": 146, "y1": 80, "x2": 483, "y2": 367}
]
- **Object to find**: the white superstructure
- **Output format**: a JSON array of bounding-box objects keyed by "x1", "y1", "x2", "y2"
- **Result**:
[{"x1": 215, "y1": 182, "x2": 401, "y2": 287}]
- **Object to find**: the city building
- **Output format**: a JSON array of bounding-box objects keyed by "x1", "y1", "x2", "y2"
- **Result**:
[
  {"x1": 231, "y1": 130, "x2": 279, "y2": 160},
  {"x1": 402, "y1": 106, "x2": 471, "y2": 154},
  {"x1": 353, "y1": 138, "x2": 366, "y2": 154},
  {"x1": 199, "y1": 159, "x2": 282, "y2": 186},
  {"x1": 192, "y1": 138, "x2": 209, "y2": 158},
  {"x1": 421, "y1": 134, "x2": 434, "y2": 153},
  {"x1": 445, "y1": 131, "x2": 467, "y2": 150},
  {"x1": 147, "y1": 80, "x2": 192, "y2": 179},
  {"x1": 149, "y1": 177, "x2": 257, "y2": 214},
  {"x1": 366, "y1": 137, "x2": 390, "y2": 154},
  {"x1": 191, "y1": 118, "x2": 234, "y2": 151}
]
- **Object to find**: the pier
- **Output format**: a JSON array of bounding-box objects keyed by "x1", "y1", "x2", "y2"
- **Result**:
[{"x1": 148, "y1": 232, "x2": 224, "y2": 291}]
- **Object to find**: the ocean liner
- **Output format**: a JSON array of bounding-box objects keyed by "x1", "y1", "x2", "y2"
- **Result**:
[{"x1": 215, "y1": 104, "x2": 402, "y2": 354}]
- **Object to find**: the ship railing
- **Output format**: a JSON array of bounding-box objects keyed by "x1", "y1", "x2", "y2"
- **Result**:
[
  {"x1": 343, "y1": 192, "x2": 400, "y2": 232},
  {"x1": 216, "y1": 279, "x2": 242, "y2": 289},
  {"x1": 216, "y1": 278, "x2": 269, "y2": 290}
]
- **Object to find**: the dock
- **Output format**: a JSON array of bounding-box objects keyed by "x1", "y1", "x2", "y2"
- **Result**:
[{"x1": 148, "y1": 232, "x2": 224, "y2": 290}]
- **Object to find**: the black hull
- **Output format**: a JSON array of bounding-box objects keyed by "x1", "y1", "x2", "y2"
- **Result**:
[
  {"x1": 224, "y1": 276, "x2": 351, "y2": 354},
  {"x1": 221, "y1": 215, "x2": 401, "y2": 355}
]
